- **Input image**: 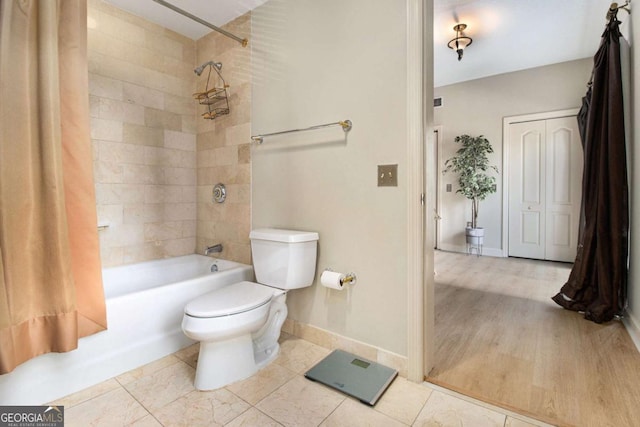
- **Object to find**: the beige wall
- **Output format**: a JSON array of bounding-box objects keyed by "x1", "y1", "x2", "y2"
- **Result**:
[
  {"x1": 251, "y1": 0, "x2": 408, "y2": 356},
  {"x1": 88, "y1": 0, "x2": 197, "y2": 267},
  {"x1": 434, "y1": 58, "x2": 592, "y2": 255},
  {"x1": 195, "y1": 14, "x2": 252, "y2": 264},
  {"x1": 626, "y1": 10, "x2": 640, "y2": 346}
]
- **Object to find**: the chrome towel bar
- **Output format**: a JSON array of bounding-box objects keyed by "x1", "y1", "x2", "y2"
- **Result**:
[{"x1": 251, "y1": 120, "x2": 352, "y2": 144}]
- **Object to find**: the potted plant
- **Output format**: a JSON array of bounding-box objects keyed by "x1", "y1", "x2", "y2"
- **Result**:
[{"x1": 443, "y1": 134, "x2": 499, "y2": 250}]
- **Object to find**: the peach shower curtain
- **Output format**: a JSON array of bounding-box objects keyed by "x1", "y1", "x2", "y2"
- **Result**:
[{"x1": 0, "y1": 0, "x2": 106, "y2": 374}]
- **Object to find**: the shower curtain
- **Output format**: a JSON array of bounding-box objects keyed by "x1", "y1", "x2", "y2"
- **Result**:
[
  {"x1": 0, "y1": 0, "x2": 107, "y2": 374},
  {"x1": 552, "y1": 13, "x2": 628, "y2": 323}
]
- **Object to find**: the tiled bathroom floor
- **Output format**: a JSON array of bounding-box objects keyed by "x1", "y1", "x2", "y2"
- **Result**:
[{"x1": 53, "y1": 333, "x2": 553, "y2": 426}]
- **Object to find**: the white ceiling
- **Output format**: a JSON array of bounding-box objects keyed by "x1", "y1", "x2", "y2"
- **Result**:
[
  {"x1": 433, "y1": 0, "x2": 627, "y2": 86},
  {"x1": 103, "y1": 0, "x2": 629, "y2": 87}
]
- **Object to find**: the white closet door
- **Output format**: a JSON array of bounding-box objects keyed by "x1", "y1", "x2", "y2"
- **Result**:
[
  {"x1": 508, "y1": 116, "x2": 582, "y2": 262},
  {"x1": 508, "y1": 121, "x2": 546, "y2": 259},
  {"x1": 544, "y1": 117, "x2": 582, "y2": 262}
]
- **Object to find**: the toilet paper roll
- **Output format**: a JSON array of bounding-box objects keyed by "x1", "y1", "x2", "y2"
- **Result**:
[{"x1": 321, "y1": 270, "x2": 345, "y2": 290}]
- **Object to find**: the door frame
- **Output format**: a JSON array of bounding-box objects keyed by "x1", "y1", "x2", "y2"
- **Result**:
[
  {"x1": 406, "y1": 0, "x2": 433, "y2": 382},
  {"x1": 502, "y1": 108, "x2": 580, "y2": 257}
]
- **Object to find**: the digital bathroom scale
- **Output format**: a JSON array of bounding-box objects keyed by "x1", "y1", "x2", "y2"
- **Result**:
[{"x1": 304, "y1": 349, "x2": 398, "y2": 406}]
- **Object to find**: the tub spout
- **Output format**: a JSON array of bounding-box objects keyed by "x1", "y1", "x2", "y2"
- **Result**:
[{"x1": 204, "y1": 244, "x2": 223, "y2": 255}]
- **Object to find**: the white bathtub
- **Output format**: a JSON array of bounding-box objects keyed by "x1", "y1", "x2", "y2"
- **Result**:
[{"x1": 0, "y1": 255, "x2": 253, "y2": 405}]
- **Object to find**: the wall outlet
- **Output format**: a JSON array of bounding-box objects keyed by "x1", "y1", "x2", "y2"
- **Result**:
[
  {"x1": 446, "y1": 184, "x2": 452, "y2": 192},
  {"x1": 378, "y1": 164, "x2": 398, "y2": 187}
]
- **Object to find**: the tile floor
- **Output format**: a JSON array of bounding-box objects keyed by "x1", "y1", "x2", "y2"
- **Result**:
[{"x1": 52, "y1": 333, "x2": 554, "y2": 426}]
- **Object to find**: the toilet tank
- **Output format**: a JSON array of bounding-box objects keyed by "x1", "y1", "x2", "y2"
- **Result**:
[{"x1": 250, "y1": 228, "x2": 319, "y2": 289}]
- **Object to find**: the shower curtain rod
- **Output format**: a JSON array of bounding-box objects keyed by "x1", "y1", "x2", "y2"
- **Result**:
[
  {"x1": 151, "y1": 0, "x2": 248, "y2": 47},
  {"x1": 251, "y1": 120, "x2": 353, "y2": 144}
]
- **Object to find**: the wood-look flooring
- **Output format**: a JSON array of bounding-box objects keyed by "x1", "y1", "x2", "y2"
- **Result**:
[{"x1": 428, "y1": 251, "x2": 640, "y2": 427}]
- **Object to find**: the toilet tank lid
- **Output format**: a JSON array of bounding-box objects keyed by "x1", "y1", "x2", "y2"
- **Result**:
[{"x1": 250, "y1": 228, "x2": 319, "y2": 243}]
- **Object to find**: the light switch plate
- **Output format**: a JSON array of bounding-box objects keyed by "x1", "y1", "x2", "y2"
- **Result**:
[{"x1": 378, "y1": 164, "x2": 398, "y2": 187}]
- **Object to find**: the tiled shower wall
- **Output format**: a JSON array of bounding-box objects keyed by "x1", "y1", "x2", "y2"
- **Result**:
[
  {"x1": 88, "y1": 0, "x2": 252, "y2": 268},
  {"x1": 88, "y1": 0, "x2": 197, "y2": 267},
  {"x1": 195, "y1": 14, "x2": 252, "y2": 264}
]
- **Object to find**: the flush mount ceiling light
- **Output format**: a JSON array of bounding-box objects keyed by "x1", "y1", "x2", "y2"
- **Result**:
[{"x1": 447, "y1": 23, "x2": 473, "y2": 61}]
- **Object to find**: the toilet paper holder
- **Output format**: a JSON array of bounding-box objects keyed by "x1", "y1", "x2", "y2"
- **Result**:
[
  {"x1": 323, "y1": 269, "x2": 357, "y2": 286},
  {"x1": 341, "y1": 273, "x2": 357, "y2": 286}
]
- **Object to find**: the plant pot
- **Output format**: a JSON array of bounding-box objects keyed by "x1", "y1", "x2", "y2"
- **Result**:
[{"x1": 465, "y1": 227, "x2": 484, "y2": 246}]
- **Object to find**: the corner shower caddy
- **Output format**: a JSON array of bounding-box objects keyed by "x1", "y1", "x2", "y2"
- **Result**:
[{"x1": 193, "y1": 62, "x2": 230, "y2": 120}]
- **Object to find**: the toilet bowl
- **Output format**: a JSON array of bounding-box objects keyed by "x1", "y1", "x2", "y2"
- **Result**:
[{"x1": 182, "y1": 228, "x2": 318, "y2": 390}]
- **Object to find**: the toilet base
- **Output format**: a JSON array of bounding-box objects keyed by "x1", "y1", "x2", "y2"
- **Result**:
[
  {"x1": 194, "y1": 335, "x2": 257, "y2": 390},
  {"x1": 189, "y1": 291, "x2": 289, "y2": 390}
]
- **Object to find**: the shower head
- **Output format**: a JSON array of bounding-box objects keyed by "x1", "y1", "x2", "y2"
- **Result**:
[{"x1": 194, "y1": 61, "x2": 222, "y2": 76}]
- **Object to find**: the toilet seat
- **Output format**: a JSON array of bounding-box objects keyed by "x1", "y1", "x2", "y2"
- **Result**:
[{"x1": 185, "y1": 281, "x2": 274, "y2": 318}]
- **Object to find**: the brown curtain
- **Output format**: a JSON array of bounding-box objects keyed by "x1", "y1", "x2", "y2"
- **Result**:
[
  {"x1": 0, "y1": 0, "x2": 107, "y2": 374},
  {"x1": 552, "y1": 16, "x2": 628, "y2": 323}
]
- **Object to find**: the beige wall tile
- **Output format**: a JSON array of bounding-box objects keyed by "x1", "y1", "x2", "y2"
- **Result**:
[
  {"x1": 162, "y1": 237, "x2": 196, "y2": 257},
  {"x1": 91, "y1": 118, "x2": 123, "y2": 142},
  {"x1": 123, "y1": 103, "x2": 146, "y2": 125},
  {"x1": 144, "y1": 31, "x2": 183, "y2": 61},
  {"x1": 96, "y1": 204, "x2": 124, "y2": 227},
  {"x1": 213, "y1": 146, "x2": 238, "y2": 166},
  {"x1": 123, "y1": 203, "x2": 164, "y2": 225},
  {"x1": 122, "y1": 164, "x2": 164, "y2": 185},
  {"x1": 237, "y1": 143, "x2": 251, "y2": 164},
  {"x1": 97, "y1": 98, "x2": 125, "y2": 121},
  {"x1": 95, "y1": 183, "x2": 146, "y2": 205},
  {"x1": 94, "y1": 160, "x2": 124, "y2": 184},
  {"x1": 123, "y1": 123, "x2": 164, "y2": 147},
  {"x1": 182, "y1": 114, "x2": 197, "y2": 134},
  {"x1": 225, "y1": 122, "x2": 251, "y2": 145},
  {"x1": 144, "y1": 222, "x2": 184, "y2": 242},
  {"x1": 89, "y1": 73, "x2": 123, "y2": 100},
  {"x1": 98, "y1": 141, "x2": 145, "y2": 165},
  {"x1": 89, "y1": 8, "x2": 146, "y2": 46},
  {"x1": 145, "y1": 108, "x2": 182, "y2": 131},
  {"x1": 164, "y1": 130, "x2": 196, "y2": 151},
  {"x1": 123, "y1": 82, "x2": 164, "y2": 110},
  {"x1": 164, "y1": 93, "x2": 196, "y2": 116},
  {"x1": 163, "y1": 203, "x2": 197, "y2": 222},
  {"x1": 163, "y1": 167, "x2": 196, "y2": 186}
]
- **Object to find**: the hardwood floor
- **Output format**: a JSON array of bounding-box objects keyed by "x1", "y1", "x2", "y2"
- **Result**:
[{"x1": 428, "y1": 251, "x2": 640, "y2": 427}]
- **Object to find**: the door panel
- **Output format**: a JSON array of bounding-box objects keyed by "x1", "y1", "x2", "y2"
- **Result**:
[
  {"x1": 545, "y1": 117, "x2": 582, "y2": 262},
  {"x1": 550, "y1": 128, "x2": 571, "y2": 204},
  {"x1": 509, "y1": 121, "x2": 546, "y2": 259}
]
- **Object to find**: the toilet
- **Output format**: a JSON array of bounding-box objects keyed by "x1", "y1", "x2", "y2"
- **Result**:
[{"x1": 182, "y1": 228, "x2": 319, "y2": 390}]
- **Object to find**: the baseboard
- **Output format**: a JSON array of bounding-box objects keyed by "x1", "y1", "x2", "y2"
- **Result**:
[
  {"x1": 623, "y1": 310, "x2": 640, "y2": 353},
  {"x1": 283, "y1": 319, "x2": 408, "y2": 378},
  {"x1": 437, "y1": 243, "x2": 505, "y2": 258}
]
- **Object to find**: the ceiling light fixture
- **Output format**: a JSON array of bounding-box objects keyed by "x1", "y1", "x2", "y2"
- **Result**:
[{"x1": 447, "y1": 24, "x2": 473, "y2": 61}]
